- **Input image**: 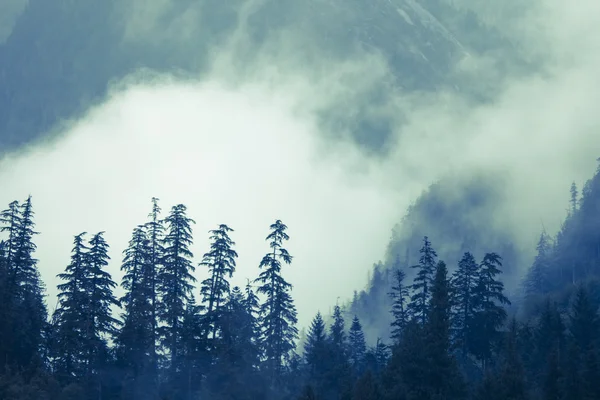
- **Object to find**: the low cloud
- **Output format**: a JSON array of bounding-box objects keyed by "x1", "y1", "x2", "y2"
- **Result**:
[{"x1": 1, "y1": 0, "x2": 600, "y2": 328}]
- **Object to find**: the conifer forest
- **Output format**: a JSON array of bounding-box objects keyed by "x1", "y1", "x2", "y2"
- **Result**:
[
  {"x1": 2, "y1": 0, "x2": 600, "y2": 399},
  {"x1": 1, "y1": 164, "x2": 600, "y2": 400}
]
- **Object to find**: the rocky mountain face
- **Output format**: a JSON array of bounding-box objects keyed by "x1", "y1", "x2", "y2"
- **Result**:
[{"x1": 0, "y1": 0, "x2": 522, "y2": 152}]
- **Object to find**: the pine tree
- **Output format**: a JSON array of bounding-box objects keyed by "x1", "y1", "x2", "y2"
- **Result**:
[
  {"x1": 255, "y1": 220, "x2": 298, "y2": 385},
  {"x1": 116, "y1": 226, "x2": 155, "y2": 398},
  {"x1": 525, "y1": 232, "x2": 552, "y2": 297},
  {"x1": 409, "y1": 237, "x2": 437, "y2": 325},
  {"x1": 84, "y1": 232, "x2": 119, "y2": 375},
  {"x1": 570, "y1": 182, "x2": 578, "y2": 215},
  {"x1": 52, "y1": 233, "x2": 90, "y2": 380},
  {"x1": 199, "y1": 224, "x2": 238, "y2": 339},
  {"x1": 569, "y1": 287, "x2": 599, "y2": 352},
  {"x1": 495, "y1": 319, "x2": 528, "y2": 400},
  {"x1": 348, "y1": 316, "x2": 366, "y2": 374},
  {"x1": 145, "y1": 197, "x2": 164, "y2": 375},
  {"x1": 330, "y1": 305, "x2": 346, "y2": 350},
  {"x1": 0, "y1": 197, "x2": 46, "y2": 370},
  {"x1": 157, "y1": 204, "x2": 196, "y2": 378},
  {"x1": 470, "y1": 253, "x2": 510, "y2": 368},
  {"x1": 389, "y1": 261, "x2": 410, "y2": 343},
  {"x1": 304, "y1": 312, "x2": 327, "y2": 371},
  {"x1": 426, "y1": 261, "x2": 465, "y2": 400},
  {"x1": 451, "y1": 252, "x2": 479, "y2": 354}
]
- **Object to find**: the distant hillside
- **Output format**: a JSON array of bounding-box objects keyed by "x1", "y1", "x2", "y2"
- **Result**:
[{"x1": 0, "y1": 0, "x2": 526, "y2": 152}]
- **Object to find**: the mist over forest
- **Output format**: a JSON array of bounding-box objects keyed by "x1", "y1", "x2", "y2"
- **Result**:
[{"x1": 1, "y1": 0, "x2": 600, "y2": 399}]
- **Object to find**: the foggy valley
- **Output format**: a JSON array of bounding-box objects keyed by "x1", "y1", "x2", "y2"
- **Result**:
[{"x1": 0, "y1": 0, "x2": 599, "y2": 399}]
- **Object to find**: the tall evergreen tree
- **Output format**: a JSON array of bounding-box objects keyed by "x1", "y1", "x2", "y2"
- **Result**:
[
  {"x1": 470, "y1": 253, "x2": 510, "y2": 368},
  {"x1": 348, "y1": 316, "x2": 366, "y2": 374},
  {"x1": 330, "y1": 304, "x2": 346, "y2": 350},
  {"x1": 145, "y1": 197, "x2": 164, "y2": 375},
  {"x1": 255, "y1": 220, "x2": 298, "y2": 385},
  {"x1": 409, "y1": 236, "x2": 437, "y2": 325},
  {"x1": 525, "y1": 232, "x2": 553, "y2": 297},
  {"x1": 117, "y1": 226, "x2": 155, "y2": 399},
  {"x1": 0, "y1": 197, "x2": 46, "y2": 370},
  {"x1": 52, "y1": 233, "x2": 91, "y2": 382},
  {"x1": 389, "y1": 262, "x2": 410, "y2": 343},
  {"x1": 451, "y1": 252, "x2": 479, "y2": 354},
  {"x1": 495, "y1": 319, "x2": 528, "y2": 400},
  {"x1": 425, "y1": 261, "x2": 465, "y2": 400},
  {"x1": 199, "y1": 224, "x2": 238, "y2": 339},
  {"x1": 84, "y1": 232, "x2": 119, "y2": 376},
  {"x1": 157, "y1": 204, "x2": 196, "y2": 378}
]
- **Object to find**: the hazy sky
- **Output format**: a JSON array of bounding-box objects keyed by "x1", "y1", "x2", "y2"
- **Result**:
[{"x1": 1, "y1": 0, "x2": 599, "y2": 328}]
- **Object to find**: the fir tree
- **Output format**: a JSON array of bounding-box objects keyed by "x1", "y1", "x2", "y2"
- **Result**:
[
  {"x1": 426, "y1": 261, "x2": 465, "y2": 400},
  {"x1": 451, "y1": 252, "x2": 479, "y2": 354},
  {"x1": 470, "y1": 253, "x2": 510, "y2": 369},
  {"x1": 409, "y1": 236, "x2": 437, "y2": 325},
  {"x1": 116, "y1": 226, "x2": 155, "y2": 398},
  {"x1": 157, "y1": 204, "x2": 196, "y2": 379},
  {"x1": 255, "y1": 220, "x2": 298, "y2": 385},
  {"x1": 84, "y1": 232, "x2": 119, "y2": 375},
  {"x1": 52, "y1": 233, "x2": 90, "y2": 380},
  {"x1": 348, "y1": 316, "x2": 366, "y2": 374},
  {"x1": 199, "y1": 224, "x2": 238, "y2": 339},
  {"x1": 525, "y1": 232, "x2": 552, "y2": 297},
  {"x1": 389, "y1": 261, "x2": 410, "y2": 343},
  {"x1": 145, "y1": 197, "x2": 164, "y2": 375}
]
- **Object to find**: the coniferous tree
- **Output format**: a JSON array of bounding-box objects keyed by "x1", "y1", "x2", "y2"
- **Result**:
[
  {"x1": 348, "y1": 316, "x2": 366, "y2": 374},
  {"x1": 52, "y1": 233, "x2": 90, "y2": 381},
  {"x1": 199, "y1": 224, "x2": 238, "y2": 339},
  {"x1": 330, "y1": 305, "x2": 346, "y2": 350},
  {"x1": 304, "y1": 312, "x2": 333, "y2": 398},
  {"x1": 84, "y1": 231, "x2": 119, "y2": 382},
  {"x1": 145, "y1": 197, "x2": 164, "y2": 375},
  {"x1": 425, "y1": 261, "x2": 465, "y2": 400},
  {"x1": 329, "y1": 304, "x2": 353, "y2": 400},
  {"x1": 157, "y1": 204, "x2": 197, "y2": 380},
  {"x1": 471, "y1": 253, "x2": 510, "y2": 369},
  {"x1": 389, "y1": 263, "x2": 410, "y2": 344},
  {"x1": 409, "y1": 237, "x2": 437, "y2": 325},
  {"x1": 495, "y1": 319, "x2": 528, "y2": 400},
  {"x1": 451, "y1": 252, "x2": 479, "y2": 354},
  {"x1": 255, "y1": 220, "x2": 298, "y2": 385},
  {"x1": 524, "y1": 232, "x2": 553, "y2": 298},
  {"x1": 116, "y1": 226, "x2": 155, "y2": 399},
  {"x1": 0, "y1": 197, "x2": 46, "y2": 371}
]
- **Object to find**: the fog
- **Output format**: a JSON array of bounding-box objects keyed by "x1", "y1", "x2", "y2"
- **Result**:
[{"x1": 1, "y1": 0, "x2": 600, "y2": 328}]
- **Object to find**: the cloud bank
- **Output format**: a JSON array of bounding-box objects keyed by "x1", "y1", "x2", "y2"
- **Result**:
[{"x1": 1, "y1": 0, "x2": 600, "y2": 328}]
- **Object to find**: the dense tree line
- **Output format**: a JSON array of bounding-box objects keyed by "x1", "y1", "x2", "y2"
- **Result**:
[{"x1": 2, "y1": 166, "x2": 600, "y2": 400}]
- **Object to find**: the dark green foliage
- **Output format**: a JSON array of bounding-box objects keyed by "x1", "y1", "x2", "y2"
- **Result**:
[
  {"x1": 408, "y1": 237, "x2": 437, "y2": 325},
  {"x1": 388, "y1": 261, "x2": 410, "y2": 344},
  {"x1": 451, "y1": 252, "x2": 479, "y2": 354},
  {"x1": 199, "y1": 223, "x2": 238, "y2": 339},
  {"x1": 348, "y1": 316, "x2": 367, "y2": 374},
  {"x1": 255, "y1": 220, "x2": 298, "y2": 385},
  {"x1": 157, "y1": 204, "x2": 196, "y2": 379}
]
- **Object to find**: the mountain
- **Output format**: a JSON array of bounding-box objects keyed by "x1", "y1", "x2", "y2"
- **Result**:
[{"x1": 0, "y1": 0, "x2": 525, "y2": 152}]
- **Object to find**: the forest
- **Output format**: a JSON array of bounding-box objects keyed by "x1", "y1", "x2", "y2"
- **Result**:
[{"x1": 1, "y1": 162, "x2": 600, "y2": 400}]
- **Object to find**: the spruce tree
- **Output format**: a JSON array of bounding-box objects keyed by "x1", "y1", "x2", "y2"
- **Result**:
[
  {"x1": 52, "y1": 233, "x2": 90, "y2": 380},
  {"x1": 0, "y1": 197, "x2": 46, "y2": 370},
  {"x1": 471, "y1": 253, "x2": 510, "y2": 368},
  {"x1": 85, "y1": 232, "x2": 119, "y2": 375},
  {"x1": 199, "y1": 224, "x2": 238, "y2": 339},
  {"x1": 157, "y1": 204, "x2": 196, "y2": 378},
  {"x1": 409, "y1": 237, "x2": 437, "y2": 325},
  {"x1": 426, "y1": 261, "x2": 465, "y2": 400},
  {"x1": 348, "y1": 316, "x2": 366, "y2": 374},
  {"x1": 330, "y1": 305, "x2": 346, "y2": 350},
  {"x1": 389, "y1": 262, "x2": 410, "y2": 344},
  {"x1": 451, "y1": 252, "x2": 479, "y2": 354},
  {"x1": 255, "y1": 220, "x2": 298, "y2": 384},
  {"x1": 116, "y1": 226, "x2": 155, "y2": 398},
  {"x1": 524, "y1": 232, "x2": 552, "y2": 297},
  {"x1": 145, "y1": 197, "x2": 164, "y2": 374}
]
